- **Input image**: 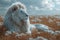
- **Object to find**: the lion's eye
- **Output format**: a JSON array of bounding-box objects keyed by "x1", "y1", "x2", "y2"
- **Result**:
[{"x1": 13, "y1": 6, "x2": 17, "y2": 12}]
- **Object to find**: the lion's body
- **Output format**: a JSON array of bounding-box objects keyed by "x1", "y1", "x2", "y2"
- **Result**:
[
  {"x1": 3, "y1": 2, "x2": 32, "y2": 33},
  {"x1": 4, "y1": 2, "x2": 54, "y2": 34}
]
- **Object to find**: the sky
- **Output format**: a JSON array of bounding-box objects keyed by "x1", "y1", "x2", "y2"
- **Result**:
[{"x1": 0, "y1": 0, "x2": 60, "y2": 16}]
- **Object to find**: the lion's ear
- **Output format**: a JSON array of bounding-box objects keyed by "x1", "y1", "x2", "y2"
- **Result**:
[{"x1": 12, "y1": 6, "x2": 18, "y2": 12}]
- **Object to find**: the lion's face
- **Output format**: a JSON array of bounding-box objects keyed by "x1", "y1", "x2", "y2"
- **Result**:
[
  {"x1": 10, "y1": 2, "x2": 28, "y2": 20},
  {"x1": 12, "y1": 8, "x2": 29, "y2": 25},
  {"x1": 7, "y1": 2, "x2": 29, "y2": 24}
]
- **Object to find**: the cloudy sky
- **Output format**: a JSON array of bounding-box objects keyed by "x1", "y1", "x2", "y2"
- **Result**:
[{"x1": 0, "y1": 0, "x2": 60, "y2": 16}]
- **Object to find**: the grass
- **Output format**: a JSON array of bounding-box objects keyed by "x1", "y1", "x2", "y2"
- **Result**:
[{"x1": 0, "y1": 15, "x2": 60, "y2": 40}]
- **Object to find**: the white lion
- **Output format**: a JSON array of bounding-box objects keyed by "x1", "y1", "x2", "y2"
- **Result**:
[{"x1": 4, "y1": 2, "x2": 55, "y2": 34}]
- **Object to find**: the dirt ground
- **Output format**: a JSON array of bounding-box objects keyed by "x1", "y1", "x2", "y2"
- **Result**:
[{"x1": 0, "y1": 15, "x2": 60, "y2": 40}]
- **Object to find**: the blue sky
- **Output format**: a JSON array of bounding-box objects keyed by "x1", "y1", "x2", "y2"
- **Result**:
[{"x1": 0, "y1": 0, "x2": 60, "y2": 16}]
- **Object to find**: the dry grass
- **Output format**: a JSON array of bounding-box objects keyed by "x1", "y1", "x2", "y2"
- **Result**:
[{"x1": 0, "y1": 15, "x2": 60, "y2": 40}]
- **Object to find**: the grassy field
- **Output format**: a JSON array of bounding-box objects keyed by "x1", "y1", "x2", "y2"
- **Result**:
[
  {"x1": 0, "y1": 15, "x2": 60, "y2": 40},
  {"x1": 30, "y1": 15, "x2": 60, "y2": 31}
]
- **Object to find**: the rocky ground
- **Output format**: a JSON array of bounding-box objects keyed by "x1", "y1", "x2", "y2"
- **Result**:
[{"x1": 0, "y1": 15, "x2": 60, "y2": 40}]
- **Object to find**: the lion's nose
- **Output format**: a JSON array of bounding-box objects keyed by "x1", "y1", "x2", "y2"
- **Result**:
[{"x1": 26, "y1": 14, "x2": 28, "y2": 16}]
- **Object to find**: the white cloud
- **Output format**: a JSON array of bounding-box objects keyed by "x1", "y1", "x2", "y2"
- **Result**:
[
  {"x1": 42, "y1": 0, "x2": 55, "y2": 10},
  {"x1": 47, "y1": 3, "x2": 54, "y2": 10},
  {"x1": 30, "y1": 0, "x2": 55, "y2": 11},
  {"x1": 55, "y1": 8, "x2": 60, "y2": 10},
  {"x1": 57, "y1": 2, "x2": 60, "y2": 4},
  {"x1": 30, "y1": 5, "x2": 34, "y2": 9},
  {"x1": 30, "y1": 5, "x2": 40, "y2": 10},
  {"x1": 55, "y1": 0, "x2": 60, "y2": 2},
  {"x1": 34, "y1": 6, "x2": 40, "y2": 10},
  {"x1": 42, "y1": 0, "x2": 49, "y2": 5},
  {"x1": 30, "y1": 5, "x2": 47, "y2": 10},
  {"x1": 55, "y1": 0, "x2": 60, "y2": 4},
  {"x1": 54, "y1": 0, "x2": 60, "y2": 5}
]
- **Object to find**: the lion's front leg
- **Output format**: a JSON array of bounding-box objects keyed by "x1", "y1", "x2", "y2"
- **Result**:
[{"x1": 26, "y1": 24, "x2": 36, "y2": 34}]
